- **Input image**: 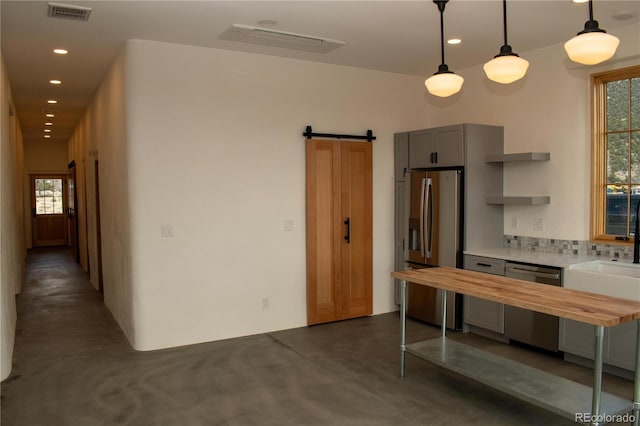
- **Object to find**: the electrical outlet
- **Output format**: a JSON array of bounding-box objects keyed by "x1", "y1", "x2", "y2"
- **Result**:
[
  {"x1": 262, "y1": 298, "x2": 269, "y2": 310},
  {"x1": 511, "y1": 217, "x2": 519, "y2": 229},
  {"x1": 533, "y1": 218, "x2": 544, "y2": 231},
  {"x1": 160, "y1": 224, "x2": 173, "y2": 237},
  {"x1": 284, "y1": 219, "x2": 293, "y2": 231}
]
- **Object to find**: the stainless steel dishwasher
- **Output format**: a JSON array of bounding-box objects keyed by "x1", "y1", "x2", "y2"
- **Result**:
[{"x1": 504, "y1": 261, "x2": 562, "y2": 352}]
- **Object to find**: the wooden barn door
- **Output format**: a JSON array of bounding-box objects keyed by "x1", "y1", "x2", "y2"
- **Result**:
[{"x1": 306, "y1": 139, "x2": 372, "y2": 325}]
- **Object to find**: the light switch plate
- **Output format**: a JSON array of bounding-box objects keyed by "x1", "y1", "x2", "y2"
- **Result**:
[
  {"x1": 533, "y1": 218, "x2": 544, "y2": 231},
  {"x1": 160, "y1": 224, "x2": 173, "y2": 237}
]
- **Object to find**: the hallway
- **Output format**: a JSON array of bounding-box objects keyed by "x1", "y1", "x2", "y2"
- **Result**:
[{"x1": 0, "y1": 249, "x2": 632, "y2": 425}]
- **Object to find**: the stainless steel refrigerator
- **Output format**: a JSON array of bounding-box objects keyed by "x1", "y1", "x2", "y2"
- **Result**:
[{"x1": 404, "y1": 168, "x2": 463, "y2": 329}]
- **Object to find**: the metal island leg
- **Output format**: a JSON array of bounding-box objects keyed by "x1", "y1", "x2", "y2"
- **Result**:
[
  {"x1": 400, "y1": 280, "x2": 407, "y2": 379},
  {"x1": 591, "y1": 325, "x2": 605, "y2": 426}
]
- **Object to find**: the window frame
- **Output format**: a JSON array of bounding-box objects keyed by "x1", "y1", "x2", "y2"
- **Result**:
[{"x1": 590, "y1": 65, "x2": 640, "y2": 243}]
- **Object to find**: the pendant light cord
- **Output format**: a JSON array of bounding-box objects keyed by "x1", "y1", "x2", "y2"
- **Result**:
[
  {"x1": 438, "y1": 2, "x2": 446, "y2": 66},
  {"x1": 502, "y1": 0, "x2": 508, "y2": 47},
  {"x1": 588, "y1": 0, "x2": 594, "y2": 22}
]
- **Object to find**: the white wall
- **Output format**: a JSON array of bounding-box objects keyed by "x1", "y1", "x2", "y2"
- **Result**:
[
  {"x1": 23, "y1": 139, "x2": 69, "y2": 249},
  {"x1": 68, "y1": 47, "x2": 136, "y2": 345},
  {"x1": 124, "y1": 39, "x2": 429, "y2": 350},
  {"x1": 1, "y1": 55, "x2": 25, "y2": 380},
  {"x1": 426, "y1": 22, "x2": 640, "y2": 240}
]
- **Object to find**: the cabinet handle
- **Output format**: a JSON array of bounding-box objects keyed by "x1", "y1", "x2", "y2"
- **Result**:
[
  {"x1": 344, "y1": 218, "x2": 350, "y2": 244},
  {"x1": 430, "y1": 152, "x2": 435, "y2": 164},
  {"x1": 434, "y1": 152, "x2": 438, "y2": 164},
  {"x1": 476, "y1": 262, "x2": 492, "y2": 267}
]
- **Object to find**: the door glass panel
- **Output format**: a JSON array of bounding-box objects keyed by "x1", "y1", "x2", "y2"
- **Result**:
[{"x1": 35, "y1": 178, "x2": 63, "y2": 214}]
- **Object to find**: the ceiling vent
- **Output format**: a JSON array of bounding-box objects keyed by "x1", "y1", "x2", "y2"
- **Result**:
[
  {"x1": 219, "y1": 24, "x2": 346, "y2": 54},
  {"x1": 47, "y1": 2, "x2": 92, "y2": 21}
]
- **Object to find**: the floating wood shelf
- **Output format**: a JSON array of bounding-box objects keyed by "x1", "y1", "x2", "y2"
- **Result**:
[
  {"x1": 486, "y1": 152, "x2": 550, "y2": 163},
  {"x1": 485, "y1": 196, "x2": 550, "y2": 205}
]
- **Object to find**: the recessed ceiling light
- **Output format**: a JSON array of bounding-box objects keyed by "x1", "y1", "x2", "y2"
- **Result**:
[
  {"x1": 612, "y1": 10, "x2": 635, "y2": 20},
  {"x1": 53, "y1": 48, "x2": 68, "y2": 55},
  {"x1": 44, "y1": 129, "x2": 52, "y2": 133},
  {"x1": 44, "y1": 135, "x2": 51, "y2": 139},
  {"x1": 47, "y1": 100, "x2": 57, "y2": 104},
  {"x1": 45, "y1": 122, "x2": 53, "y2": 126},
  {"x1": 45, "y1": 113, "x2": 55, "y2": 118},
  {"x1": 572, "y1": 0, "x2": 588, "y2": 3},
  {"x1": 50, "y1": 79, "x2": 62, "y2": 85},
  {"x1": 447, "y1": 38, "x2": 462, "y2": 45},
  {"x1": 257, "y1": 19, "x2": 278, "y2": 28}
]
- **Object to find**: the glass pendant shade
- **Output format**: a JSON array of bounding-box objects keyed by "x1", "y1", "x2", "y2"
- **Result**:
[
  {"x1": 483, "y1": 55, "x2": 529, "y2": 84},
  {"x1": 484, "y1": 0, "x2": 528, "y2": 84},
  {"x1": 425, "y1": 72, "x2": 464, "y2": 97},
  {"x1": 564, "y1": 31, "x2": 620, "y2": 65},
  {"x1": 425, "y1": 1, "x2": 463, "y2": 98}
]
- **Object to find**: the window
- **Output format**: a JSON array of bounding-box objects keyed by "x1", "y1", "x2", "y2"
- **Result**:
[
  {"x1": 34, "y1": 178, "x2": 64, "y2": 215},
  {"x1": 591, "y1": 65, "x2": 640, "y2": 242}
]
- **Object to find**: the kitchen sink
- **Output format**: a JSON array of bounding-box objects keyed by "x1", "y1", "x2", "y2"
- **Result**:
[{"x1": 564, "y1": 261, "x2": 640, "y2": 300}]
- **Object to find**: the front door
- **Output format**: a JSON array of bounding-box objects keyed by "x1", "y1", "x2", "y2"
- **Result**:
[{"x1": 31, "y1": 175, "x2": 67, "y2": 247}]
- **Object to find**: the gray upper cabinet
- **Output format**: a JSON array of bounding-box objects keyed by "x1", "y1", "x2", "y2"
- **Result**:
[
  {"x1": 394, "y1": 132, "x2": 409, "y2": 181},
  {"x1": 409, "y1": 125, "x2": 464, "y2": 169}
]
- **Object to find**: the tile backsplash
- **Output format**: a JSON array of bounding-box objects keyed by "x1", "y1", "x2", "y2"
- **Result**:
[{"x1": 503, "y1": 235, "x2": 634, "y2": 260}]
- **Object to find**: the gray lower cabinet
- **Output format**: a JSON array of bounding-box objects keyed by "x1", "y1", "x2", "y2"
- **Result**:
[
  {"x1": 463, "y1": 255, "x2": 505, "y2": 334},
  {"x1": 560, "y1": 318, "x2": 637, "y2": 372}
]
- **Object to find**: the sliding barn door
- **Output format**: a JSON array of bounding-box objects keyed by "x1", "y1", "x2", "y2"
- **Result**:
[{"x1": 306, "y1": 139, "x2": 372, "y2": 325}]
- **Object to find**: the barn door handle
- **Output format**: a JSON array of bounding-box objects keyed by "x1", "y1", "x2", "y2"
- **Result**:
[{"x1": 344, "y1": 218, "x2": 350, "y2": 243}]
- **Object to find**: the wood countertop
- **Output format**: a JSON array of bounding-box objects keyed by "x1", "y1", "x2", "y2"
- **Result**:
[{"x1": 392, "y1": 267, "x2": 640, "y2": 327}]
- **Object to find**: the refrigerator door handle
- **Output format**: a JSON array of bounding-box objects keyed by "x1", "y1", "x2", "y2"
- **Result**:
[
  {"x1": 420, "y1": 178, "x2": 427, "y2": 258},
  {"x1": 425, "y1": 177, "x2": 433, "y2": 258}
]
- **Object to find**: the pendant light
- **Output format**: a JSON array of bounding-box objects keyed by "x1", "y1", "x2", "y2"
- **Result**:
[
  {"x1": 483, "y1": 0, "x2": 529, "y2": 84},
  {"x1": 425, "y1": 0, "x2": 463, "y2": 97},
  {"x1": 564, "y1": 0, "x2": 619, "y2": 65}
]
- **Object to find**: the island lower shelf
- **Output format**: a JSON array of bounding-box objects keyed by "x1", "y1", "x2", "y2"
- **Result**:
[{"x1": 407, "y1": 338, "x2": 632, "y2": 421}]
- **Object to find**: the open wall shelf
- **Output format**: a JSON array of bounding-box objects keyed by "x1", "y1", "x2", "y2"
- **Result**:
[
  {"x1": 485, "y1": 196, "x2": 551, "y2": 205},
  {"x1": 486, "y1": 152, "x2": 550, "y2": 163}
]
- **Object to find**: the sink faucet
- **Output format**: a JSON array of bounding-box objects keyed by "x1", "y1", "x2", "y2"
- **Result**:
[{"x1": 634, "y1": 200, "x2": 639, "y2": 264}]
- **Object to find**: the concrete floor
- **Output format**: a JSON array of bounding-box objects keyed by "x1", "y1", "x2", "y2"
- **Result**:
[{"x1": 0, "y1": 248, "x2": 635, "y2": 425}]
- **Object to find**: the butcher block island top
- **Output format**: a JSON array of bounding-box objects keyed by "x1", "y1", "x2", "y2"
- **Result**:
[
  {"x1": 393, "y1": 267, "x2": 640, "y2": 423},
  {"x1": 391, "y1": 266, "x2": 640, "y2": 326}
]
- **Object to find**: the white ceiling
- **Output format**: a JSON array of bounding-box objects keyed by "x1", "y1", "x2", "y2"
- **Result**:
[{"x1": 2, "y1": 0, "x2": 639, "y2": 144}]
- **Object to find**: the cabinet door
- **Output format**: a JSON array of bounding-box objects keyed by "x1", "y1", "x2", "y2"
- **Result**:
[
  {"x1": 408, "y1": 130, "x2": 436, "y2": 169},
  {"x1": 463, "y1": 255, "x2": 505, "y2": 334},
  {"x1": 605, "y1": 322, "x2": 637, "y2": 371},
  {"x1": 434, "y1": 126, "x2": 464, "y2": 167},
  {"x1": 394, "y1": 132, "x2": 409, "y2": 181},
  {"x1": 394, "y1": 181, "x2": 405, "y2": 304},
  {"x1": 559, "y1": 318, "x2": 595, "y2": 360}
]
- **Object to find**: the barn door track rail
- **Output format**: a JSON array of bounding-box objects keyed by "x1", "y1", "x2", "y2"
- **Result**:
[{"x1": 303, "y1": 125, "x2": 376, "y2": 142}]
